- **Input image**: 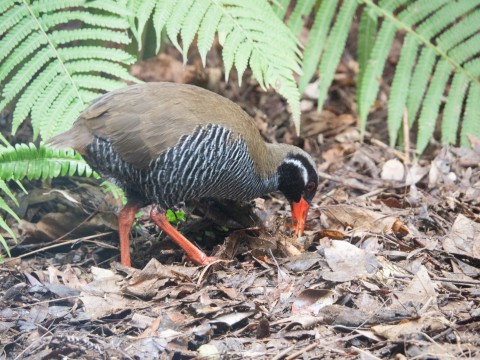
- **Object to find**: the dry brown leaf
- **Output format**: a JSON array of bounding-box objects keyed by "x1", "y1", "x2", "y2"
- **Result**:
[
  {"x1": 210, "y1": 311, "x2": 255, "y2": 328},
  {"x1": 292, "y1": 289, "x2": 334, "y2": 315},
  {"x1": 443, "y1": 214, "x2": 480, "y2": 259},
  {"x1": 372, "y1": 319, "x2": 424, "y2": 341},
  {"x1": 80, "y1": 267, "x2": 145, "y2": 319},
  {"x1": 321, "y1": 205, "x2": 410, "y2": 238},
  {"x1": 392, "y1": 265, "x2": 438, "y2": 312},
  {"x1": 321, "y1": 240, "x2": 380, "y2": 282}
]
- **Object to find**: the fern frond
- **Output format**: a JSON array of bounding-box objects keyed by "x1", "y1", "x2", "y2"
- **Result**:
[
  {"x1": 129, "y1": 0, "x2": 302, "y2": 130},
  {"x1": 0, "y1": 136, "x2": 18, "y2": 257},
  {"x1": 32, "y1": 78, "x2": 69, "y2": 139},
  {"x1": 0, "y1": 142, "x2": 94, "y2": 181},
  {"x1": 0, "y1": 0, "x2": 137, "y2": 140},
  {"x1": 12, "y1": 62, "x2": 60, "y2": 133},
  {"x1": 166, "y1": 0, "x2": 193, "y2": 51},
  {"x1": 355, "y1": 0, "x2": 480, "y2": 151},
  {"x1": 387, "y1": 35, "x2": 418, "y2": 146},
  {"x1": 180, "y1": 0, "x2": 211, "y2": 59},
  {"x1": 49, "y1": 28, "x2": 131, "y2": 45},
  {"x1": 448, "y1": 34, "x2": 480, "y2": 65},
  {"x1": 58, "y1": 46, "x2": 135, "y2": 63},
  {"x1": 416, "y1": 60, "x2": 451, "y2": 153},
  {"x1": 358, "y1": 21, "x2": 396, "y2": 132},
  {"x1": 0, "y1": 189, "x2": 17, "y2": 256},
  {"x1": 287, "y1": 0, "x2": 316, "y2": 37},
  {"x1": 152, "y1": 0, "x2": 177, "y2": 53},
  {"x1": 197, "y1": 5, "x2": 223, "y2": 65},
  {"x1": 406, "y1": 48, "x2": 436, "y2": 126},
  {"x1": 272, "y1": 0, "x2": 290, "y2": 19},
  {"x1": 437, "y1": 8, "x2": 480, "y2": 51},
  {"x1": 0, "y1": 139, "x2": 93, "y2": 257},
  {"x1": 461, "y1": 83, "x2": 480, "y2": 147},
  {"x1": 298, "y1": 0, "x2": 337, "y2": 93},
  {"x1": 316, "y1": 1, "x2": 358, "y2": 111},
  {"x1": 357, "y1": 8, "x2": 378, "y2": 94},
  {"x1": 441, "y1": 73, "x2": 469, "y2": 145}
]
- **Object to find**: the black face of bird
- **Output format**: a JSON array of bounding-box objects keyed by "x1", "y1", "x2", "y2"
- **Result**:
[
  {"x1": 277, "y1": 153, "x2": 318, "y2": 237},
  {"x1": 277, "y1": 154, "x2": 318, "y2": 204}
]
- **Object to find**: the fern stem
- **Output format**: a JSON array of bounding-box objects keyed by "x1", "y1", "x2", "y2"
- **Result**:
[
  {"x1": 21, "y1": 0, "x2": 84, "y2": 108},
  {"x1": 360, "y1": 0, "x2": 478, "y2": 84}
]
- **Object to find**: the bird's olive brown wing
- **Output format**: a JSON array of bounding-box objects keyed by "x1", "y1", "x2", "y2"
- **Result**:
[{"x1": 80, "y1": 83, "x2": 268, "y2": 170}]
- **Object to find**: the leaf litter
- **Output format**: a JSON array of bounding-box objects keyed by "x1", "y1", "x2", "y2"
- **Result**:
[{"x1": 2, "y1": 46, "x2": 480, "y2": 359}]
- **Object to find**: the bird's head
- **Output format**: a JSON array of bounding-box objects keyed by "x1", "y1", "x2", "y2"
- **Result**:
[{"x1": 277, "y1": 152, "x2": 318, "y2": 237}]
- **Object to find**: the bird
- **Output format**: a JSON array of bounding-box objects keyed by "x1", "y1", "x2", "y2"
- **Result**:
[{"x1": 47, "y1": 82, "x2": 318, "y2": 267}]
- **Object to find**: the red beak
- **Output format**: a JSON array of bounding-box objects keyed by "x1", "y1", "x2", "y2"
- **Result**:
[{"x1": 291, "y1": 197, "x2": 310, "y2": 237}]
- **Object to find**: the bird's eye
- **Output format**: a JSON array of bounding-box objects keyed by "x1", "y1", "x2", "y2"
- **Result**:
[{"x1": 306, "y1": 181, "x2": 316, "y2": 191}]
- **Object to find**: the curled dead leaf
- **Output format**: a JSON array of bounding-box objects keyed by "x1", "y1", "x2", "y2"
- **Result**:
[{"x1": 292, "y1": 289, "x2": 334, "y2": 315}]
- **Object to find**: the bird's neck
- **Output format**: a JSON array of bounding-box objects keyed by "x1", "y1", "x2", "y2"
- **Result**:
[{"x1": 261, "y1": 143, "x2": 302, "y2": 177}]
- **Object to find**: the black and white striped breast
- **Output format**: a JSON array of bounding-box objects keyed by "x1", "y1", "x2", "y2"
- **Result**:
[{"x1": 86, "y1": 124, "x2": 278, "y2": 209}]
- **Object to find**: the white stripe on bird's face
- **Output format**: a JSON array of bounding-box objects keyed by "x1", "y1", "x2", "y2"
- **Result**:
[{"x1": 282, "y1": 158, "x2": 308, "y2": 186}]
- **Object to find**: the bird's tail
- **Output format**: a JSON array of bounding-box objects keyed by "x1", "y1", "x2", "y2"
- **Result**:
[{"x1": 45, "y1": 123, "x2": 91, "y2": 155}]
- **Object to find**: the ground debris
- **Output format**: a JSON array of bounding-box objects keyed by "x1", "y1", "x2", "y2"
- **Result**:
[{"x1": 3, "y1": 45, "x2": 480, "y2": 359}]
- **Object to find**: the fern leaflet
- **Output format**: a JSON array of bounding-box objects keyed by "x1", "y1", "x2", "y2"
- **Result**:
[{"x1": 0, "y1": 0, "x2": 137, "y2": 141}]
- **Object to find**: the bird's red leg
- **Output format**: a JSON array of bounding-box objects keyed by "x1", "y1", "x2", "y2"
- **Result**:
[
  {"x1": 118, "y1": 203, "x2": 138, "y2": 267},
  {"x1": 150, "y1": 206, "x2": 215, "y2": 266}
]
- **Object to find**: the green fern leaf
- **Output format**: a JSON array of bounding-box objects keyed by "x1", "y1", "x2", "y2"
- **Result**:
[
  {"x1": 355, "y1": 0, "x2": 480, "y2": 151},
  {"x1": 0, "y1": 47, "x2": 53, "y2": 109},
  {"x1": 461, "y1": 83, "x2": 480, "y2": 147},
  {"x1": 41, "y1": 10, "x2": 130, "y2": 29},
  {"x1": 298, "y1": 0, "x2": 337, "y2": 93},
  {"x1": 448, "y1": 34, "x2": 480, "y2": 65},
  {"x1": 287, "y1": 0, "x2": 315, "y2": 37},
  {"x1": 437, "y1": 8, "x2": 480, "y2": 51},
  {"x1": 0, "y1": 3, "x2": 27, "y2": 36},
  {"x1": 0, "y1": 0, "x2": 137, "y2": 140},
  {"x1": 249, "y1": 51, "x2": 267, "y2": 89},
  {"x1": 416, "y1": 60, "x2": 451, "y2": 153},
  {"x1": 12, "y1": 62, "x2": 61, "y2": 134},
  {"x1": 41, "y1": 86, "x2": 76, "y2": 139},
  {"x1": 1, "y1": 1, "x2": 17, "y2": 15},
  {"x1": 49, "y1": 28, "x2": 131, "y2": 45},
  {"x1": 72, "y1": 74, "x2": 127, "y2": 93},
  {"x1": 317, "y1": 1, "x2": 358, "y2": 111},
  {"x1": 56, "y1": 99, "x2": 92, "y2": 139},
  {"x1": 152, "y1": 0, "x2": 177, "y2": 53},
  {"x1": 181, "y1": 0, "x2": 211, "y2": 59},
  {"x1": 406, "y1": 48, "x2": 436, "y2": 126},
  {"x1": 165, "y1": 0, "x2": 193, "y2": 52},
  {"x1": 235, "y1": 41, "x2": 253, "y2": 83},
  {"x1": 197, "y1": 5, "x2": 222, "y2": 66},
  {"x1": 131, "y1": 0, "x2": 302, "y2": 131},
  {"x1": 358, "y1": 22, "x2": 396, "y2": 133},
  {"x1": 419, "y1": 0, "x2": 479, "y2": 38},
  {"x1": 0, "y1": 32, "x2": 47, "y2": 85},
  {"x1": 0, "y1": 16, "x2": 36, "y2": 62},
  {"x1": 58, "y1": 46, "x2": 135, "y2": 63},
  {"x1": 397, "y1": 0, "x2": 449, "y2": 26},
  {"x1": 0, "y1": 181, "x2": 19, "y2": 209},
  {"x1": 31, "y1": 0, "x2": 86, "y2": 13},
  {"x1": 272, "y1": 0, "x2": 290, "y2": 19},
  {"x1": 0, "y1": 142, "x2": 94, "y2": 182},
  {"x1": 32, "y1": 80, "x2": 70, "y2": 139},
  {"x1": 441, "y1": 73, "x2": 469, "y2": 146},
  {"x1": 131, "y1": 0, "x2": 156, "y2": 44},
  {"x1": 357, "y1": 8, "x2": 378, "y2": 94},
  {"x1": 387, "y1": 34, "x2": 418, "y2": 146}
]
